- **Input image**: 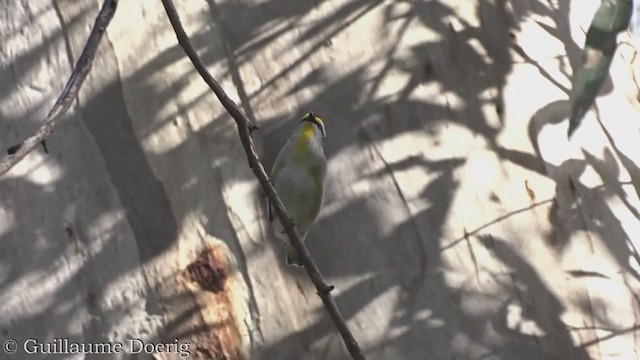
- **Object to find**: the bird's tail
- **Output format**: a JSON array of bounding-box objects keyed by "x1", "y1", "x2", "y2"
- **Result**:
[
  {"x1": 285, "y1": 244, "x2": 302, "y2": 267},
  {"x1": 274, "y1": 220, "x2": 305, "y2": 267}
]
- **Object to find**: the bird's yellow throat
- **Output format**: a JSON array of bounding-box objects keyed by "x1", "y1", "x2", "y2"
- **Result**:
[{"x1": 293, "y1": 122, "x2": 316, "y2": 162}]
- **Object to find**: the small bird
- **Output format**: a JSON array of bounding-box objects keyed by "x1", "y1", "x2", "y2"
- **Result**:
[{"x1": 269, "y1": 112, "x2": 327, "y2": 266}]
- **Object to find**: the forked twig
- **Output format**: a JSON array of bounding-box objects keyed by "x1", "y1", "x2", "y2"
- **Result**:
[{"x1": 0, "y1": 0, "x2": 119, "y2": 176}]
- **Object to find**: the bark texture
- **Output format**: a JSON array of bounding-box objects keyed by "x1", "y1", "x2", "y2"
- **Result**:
[{"x1": 1, "y1": 0, "x2": 640, "y2": 359}]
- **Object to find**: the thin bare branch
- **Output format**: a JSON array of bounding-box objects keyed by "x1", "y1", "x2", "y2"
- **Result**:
[
  {"x1": 0, "y1": 0, "x2": 119, "y2": 177},
  {"x1": 160, "y1": 1, "x2": 366, "y2": 359}
]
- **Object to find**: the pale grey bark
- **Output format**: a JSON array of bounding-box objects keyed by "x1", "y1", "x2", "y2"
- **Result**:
[{"x1": 1, "y1": 0, "x2": 639, "y2": 359}]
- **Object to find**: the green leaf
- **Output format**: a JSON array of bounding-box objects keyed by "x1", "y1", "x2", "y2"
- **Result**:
[{"x1": 568, "y1": 0, "x2": 633, "y2": 138}]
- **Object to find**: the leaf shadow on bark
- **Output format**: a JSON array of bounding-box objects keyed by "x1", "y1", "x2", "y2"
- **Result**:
[{"x1": 2, "y1": 0, "x2": 639, "y2": 359}]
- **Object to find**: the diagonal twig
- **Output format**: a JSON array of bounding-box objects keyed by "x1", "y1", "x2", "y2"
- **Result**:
[
  {"x1": 0, "y1": 0, "x2": 119, "y2": 177},
  {"x1": 160, "y1": 1, "x2": 365, "y2": 359}
]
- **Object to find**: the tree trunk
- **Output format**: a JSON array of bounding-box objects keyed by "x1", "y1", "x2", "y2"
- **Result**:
[{"x1": 1, "y1": 0, "x2": 639, "y2": 359}]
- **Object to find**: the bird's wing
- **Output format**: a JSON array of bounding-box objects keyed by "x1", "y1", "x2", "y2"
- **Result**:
[
  {"x1": 307, "y1": 162, "x2": 327, "y2": 222},
  {"x1": 268, "y1": 141, "x2": 291, "y2": 222}
]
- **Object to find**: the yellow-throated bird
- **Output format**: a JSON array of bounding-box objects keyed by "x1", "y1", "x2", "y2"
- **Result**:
[{"x1": 269, "y1": 113, "x2": 327, "y2": 266}]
